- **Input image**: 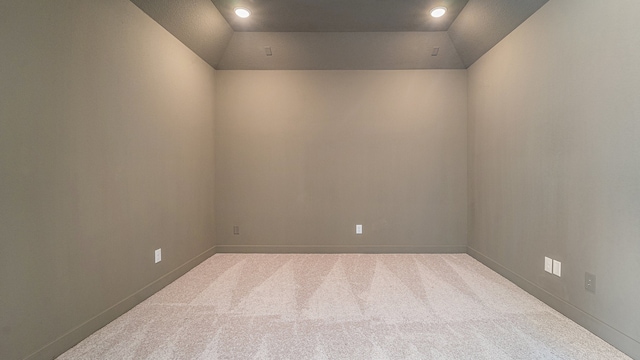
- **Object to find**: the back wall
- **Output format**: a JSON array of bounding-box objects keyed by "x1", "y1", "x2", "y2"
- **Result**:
[{"x1": 215, "y1": 70, "x2": 467, "y2": 252}]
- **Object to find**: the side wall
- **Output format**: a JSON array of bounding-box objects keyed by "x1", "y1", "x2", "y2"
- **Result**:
[
  {"x1": 0, "y1": 1, "x2": 216, "y2": 359},
  {"x1": 215, "y1": 70, "x2": 467, "y2": 253},
  {"x1": 468, "y1": 0, "x2": 640, "y2": 357}
]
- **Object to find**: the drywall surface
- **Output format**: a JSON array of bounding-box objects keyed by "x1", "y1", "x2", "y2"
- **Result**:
[
  {"x1": 448, "y1": 0, "x2": 548, "y2": 67},
  {"x1": 130, "y1": 0, "x2": 233, "y2": 68},
  {"x1": 0, "y1": 1, "x2": 216, "y2": 359},
  {"x1": 215, "y1": 70, "x2": 467, "y2": 252},
  {"x1": 217, "y1": 32, "x2": 465, "y2": 70},
  {"x1": 468, "y1": 0, "x2": 640, "y2": 357}
]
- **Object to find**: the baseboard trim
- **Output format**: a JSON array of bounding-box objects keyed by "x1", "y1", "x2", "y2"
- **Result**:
[
  {"x1": 25, "y1": 246, "x2": 217, "y2": 360},
  {"x1": 215, "y1": 244, "x2": 467, "y2": 254},
  {"x1": 32, "y1": 245, "x2": 636, "y2": 359},
  {"x1": 467, "y1": 246, "x2": 640, "y2": 359}
]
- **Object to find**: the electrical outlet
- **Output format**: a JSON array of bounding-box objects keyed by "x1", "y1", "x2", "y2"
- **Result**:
[
  {"x1": 553, "y1": 260, "x2": 561, "y2": 277},
  {"x1": 585, "y1": 272, "x2": 596, "y2": 293},
  {"x1": 356, "y1": 224, "x2": 363, "y2": 235},
  {"x1": 155, "y1": 248, "x2": 162, "y2": 263},
  {"x1": 233, "y1": 225, "x2": 240, "y2": 235},
  {"x1": 544, "y1": 257, "x2": 553, "y2": 274}
]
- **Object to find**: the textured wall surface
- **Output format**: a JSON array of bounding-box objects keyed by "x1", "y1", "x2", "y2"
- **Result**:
[
  {"x1": 215, "y1": 70, "x2": 467, "y2": 253},
  {"x1": 468, "y1": 0, "x2": 640, "y2": 357},
  {"x1": 0, "y1": 1, "x2": 216, "y2": 359}
]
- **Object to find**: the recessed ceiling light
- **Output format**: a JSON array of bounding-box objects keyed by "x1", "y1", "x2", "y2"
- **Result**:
[
  {"x1": 430, "y1": 7, "x2": 447, "y2": 18},
  {"x1": 234, "y1": 7, "x2": 251, "y2": 18}
]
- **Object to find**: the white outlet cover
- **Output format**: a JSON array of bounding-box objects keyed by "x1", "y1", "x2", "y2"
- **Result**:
[
  {"x1": 544, "y1": 257, "x2": 553, "y2": 274},
  {"x1": 553, "y1": 260, "x2": 561, "y2": 277},
  {"x1": 155, "y1": 248, "x2": 162, "y2": 263},
  {"x1": 356, "y1": 224, "x2": 363, "y2": 235}
]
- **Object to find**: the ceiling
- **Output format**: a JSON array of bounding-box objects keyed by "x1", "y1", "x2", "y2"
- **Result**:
[
  {"x1": 211, "y1": 0, "x2": 469, "y2": 32},
  {"x1": 131, "y1": 0, "x2": 549, "y2": 70}
]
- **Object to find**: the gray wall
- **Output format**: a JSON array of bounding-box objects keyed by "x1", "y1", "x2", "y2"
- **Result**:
[
  {"x1": 216, "y1": 32, "x2": 465, "y2": 70},
  {"x1": 0, "y1": 1, "x2": 216, "y2": 359},
  {"x1": 468, "y1": 0, "x2": 640, "y2": 357},
  {"x1": 215, "y1": 70, "x2": 467, "y2": 253},
  {"x1": 5, "y1": 0, "x2": 639, "y2": 358}
]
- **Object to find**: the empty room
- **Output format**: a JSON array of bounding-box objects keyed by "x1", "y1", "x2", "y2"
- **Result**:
[{"x1": 1, "y1": 0, "x2": 639, "y2": 359}]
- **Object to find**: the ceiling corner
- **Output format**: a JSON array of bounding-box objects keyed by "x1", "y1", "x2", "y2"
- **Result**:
[
  {"x1": 130, "y1": 0, "x2": 234, "y2": 69},
  {"x1": 130, "y1": 0, "x2": 549, "y2": 70},
  {"x1": 447, "y1": 0, "x2": 549, "y2": 68}
]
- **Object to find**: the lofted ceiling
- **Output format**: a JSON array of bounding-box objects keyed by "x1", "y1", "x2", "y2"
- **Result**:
[{"x1": 131, "y1": 0, "x2": 548, "y2": 70}]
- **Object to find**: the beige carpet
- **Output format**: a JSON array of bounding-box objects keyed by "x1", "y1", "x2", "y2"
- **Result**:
[{"x1": 58, "y1": 254, "x2": 630, "y2": 359}]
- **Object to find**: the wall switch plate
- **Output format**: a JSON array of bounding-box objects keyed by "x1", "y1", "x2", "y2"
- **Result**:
[
  {"x1": 356, "y1": 224, "x2": 363, "y2": 235},
  {"x1": 155, "y1": 248, "x2": 162, "y2": 263},
  {"x1": 585, "y1": 272, "x2": 596, "y2": 293},
  {"x1": 233, "y1": 225, "x2": 240, "y2": 235},
  {"x1": 553, "y1": 260, "x2": 561, "y2": 277},
  {"x1": 544, "y1": 257, "x2": 553, "y2": 273}
]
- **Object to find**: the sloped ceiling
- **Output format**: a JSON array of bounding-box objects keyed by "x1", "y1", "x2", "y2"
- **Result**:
[
  {"x1": 131, "y1": 0, "x2": 233, "y2": 67},
  {"x1": 130, "y1": 0, "x2": 548, "y2": 70}
]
